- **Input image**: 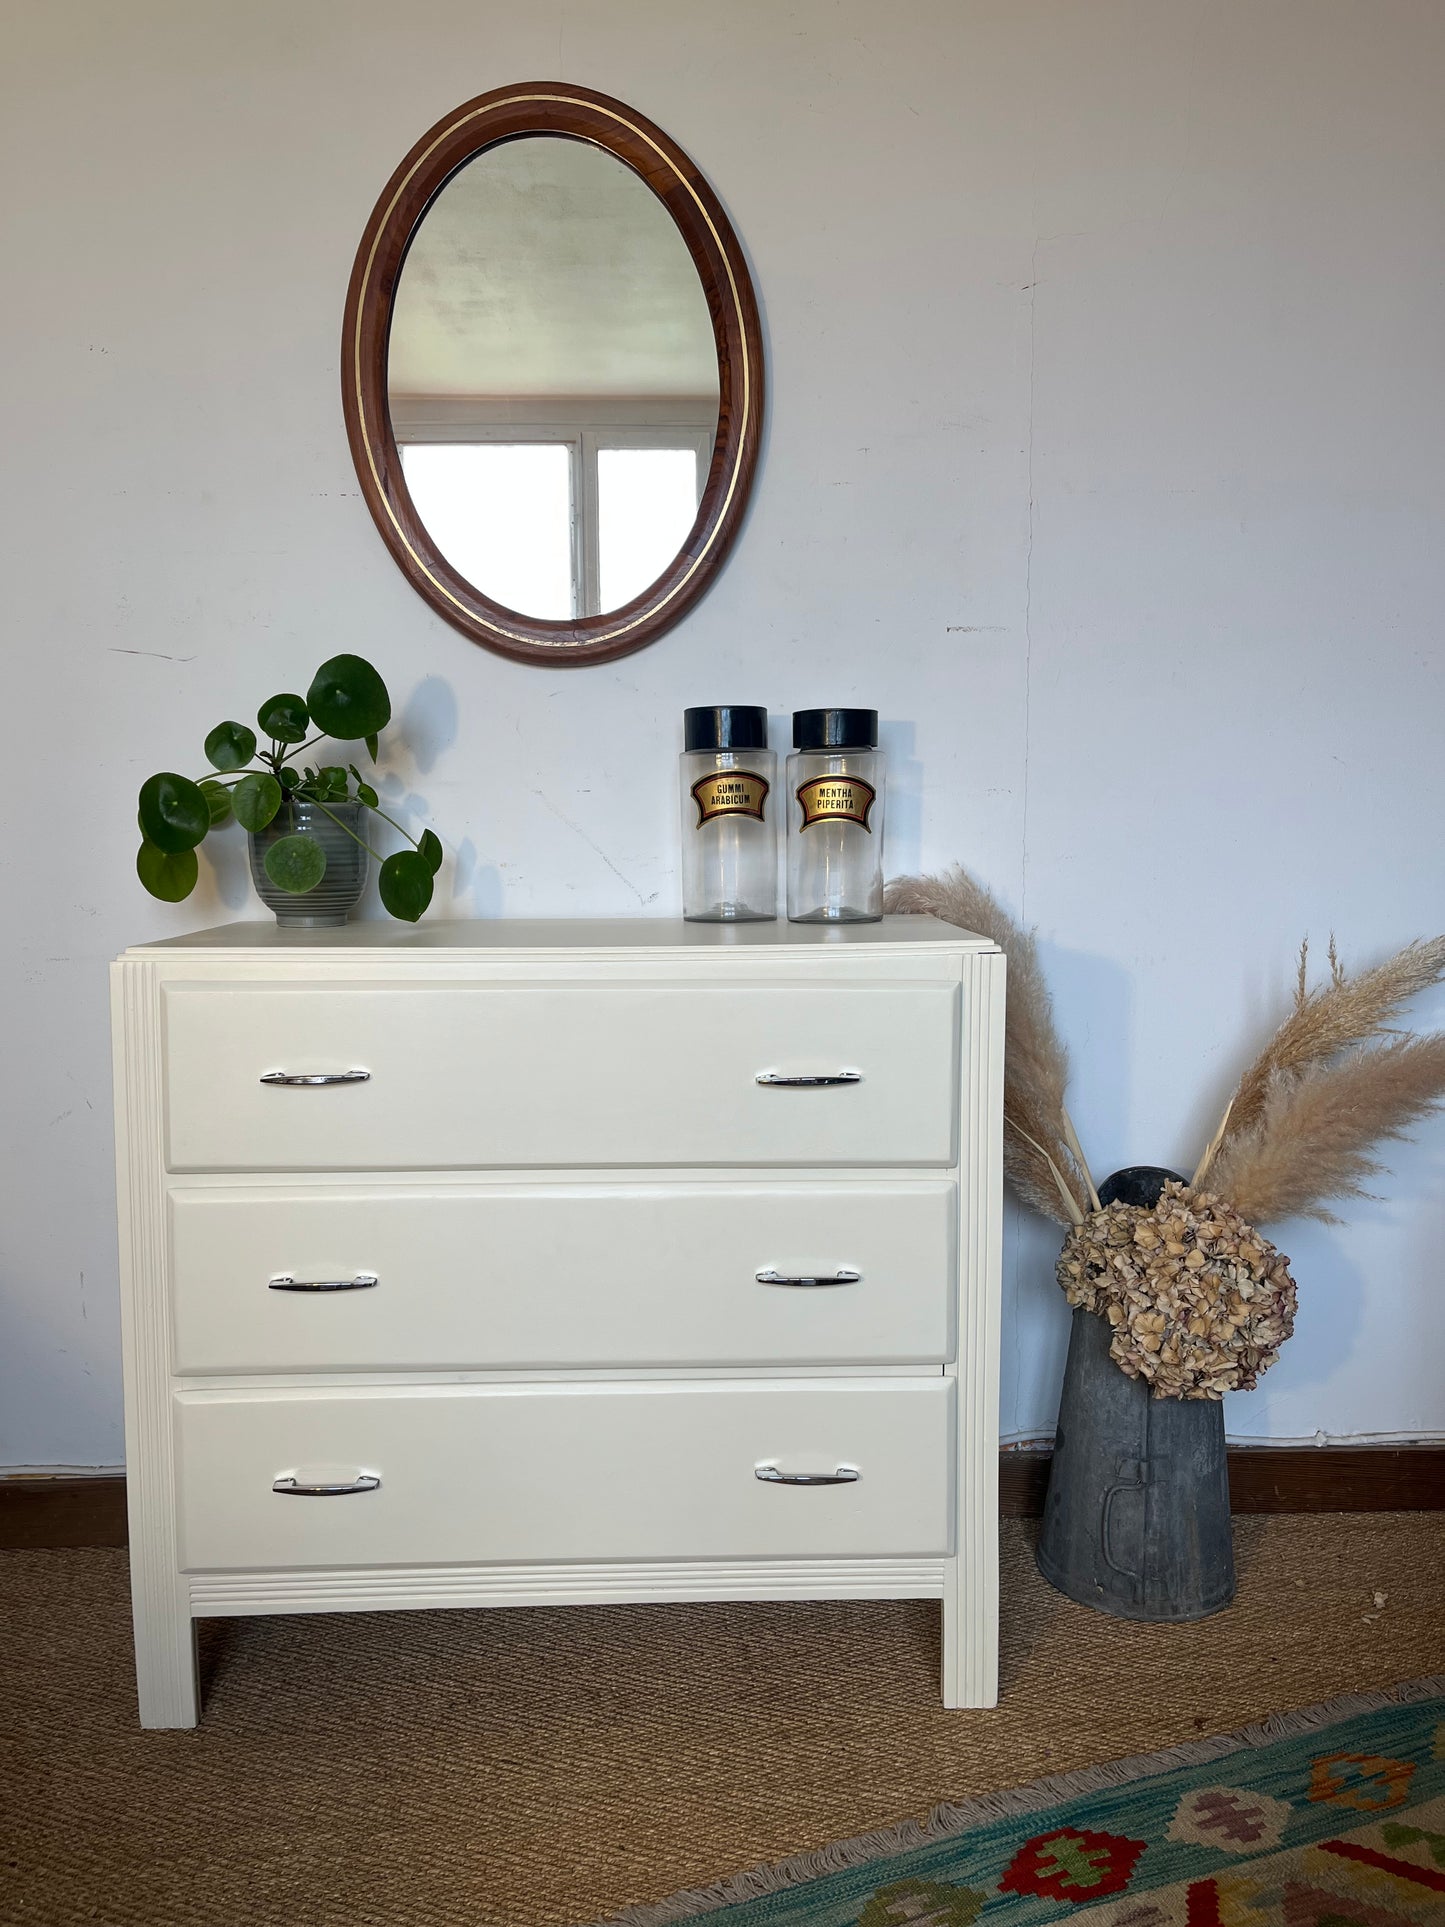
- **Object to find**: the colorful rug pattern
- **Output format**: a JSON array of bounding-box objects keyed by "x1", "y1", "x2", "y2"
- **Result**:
[{"x1": 605, "y1": 1681, "x2": 1445, "y2": 1927}]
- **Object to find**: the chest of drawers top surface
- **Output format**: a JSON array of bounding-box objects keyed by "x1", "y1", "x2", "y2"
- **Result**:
[{"x1": 124, "y1": 915, "x2": 989, "y2": 957}]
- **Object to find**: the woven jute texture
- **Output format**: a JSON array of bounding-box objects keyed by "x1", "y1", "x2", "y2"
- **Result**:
[{"x1": 2, "y1": 1515, "x2": 1442, "y2": 1927}]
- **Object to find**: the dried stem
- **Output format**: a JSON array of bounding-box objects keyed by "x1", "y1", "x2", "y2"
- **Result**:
[
  {"x1": 887, "y1": 865, "x2": 1092, "y2": 1223},
  {"x1": 1191, "y1": 1095, "x2": 1235, "y2": 1189},
  {"x1": 1008, "y1": 1121, "x2": 1085, "y2": 1226},
  {"x1": 1060, "y1": 1106, "x2": 1101, "y2": 1212}
]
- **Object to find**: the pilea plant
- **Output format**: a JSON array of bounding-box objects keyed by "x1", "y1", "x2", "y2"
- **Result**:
[{"x1": 136, "y1": 654, "x2": 442, "y2": 922}]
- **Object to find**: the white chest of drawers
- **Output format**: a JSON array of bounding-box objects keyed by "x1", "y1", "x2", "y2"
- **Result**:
[{"x1": 112, "y1": 917, "x2": 1004, "y2": 1727}]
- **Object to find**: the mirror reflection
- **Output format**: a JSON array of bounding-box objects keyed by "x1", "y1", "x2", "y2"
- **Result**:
[{"x1": 387, "y1": 136, "x2": 720, "y2": 621}]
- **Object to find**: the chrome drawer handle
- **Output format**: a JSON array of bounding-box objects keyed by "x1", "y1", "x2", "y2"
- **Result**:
[
  {"x1": 272, "y1": 1474, "x2": 380, "y2": 1497},
  {"x1": 260, "y1": 1069, "x2": 370, "y2": 1087},
  {"x1": 268, "y1": 1273, "x2": 379, "y2": 1293},
  {"x1": 756, "y1": 1268, "x2": 861, "y2": 1288},
  {"x1": 755, "y1": 1463, "x2": 860, "y2": 1486},
  {"x1": 755, "y1": 1070, "x2": 861, "y2": 1088}
]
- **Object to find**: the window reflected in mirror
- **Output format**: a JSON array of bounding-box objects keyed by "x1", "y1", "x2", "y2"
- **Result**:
[
  {"x1": 399, "y1": 443, "x2": 574, "y2": 619},
  {"x1": 597, "y1": 445, "x2": 703, "y2": 612},
  {"x1": 387, "y1": 136, "x2": 720, "y2": 620}
]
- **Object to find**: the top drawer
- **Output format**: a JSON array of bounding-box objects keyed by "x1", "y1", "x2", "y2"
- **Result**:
[{"x1": 162, "y1": 980, "x2": 960, "y2": 1172}]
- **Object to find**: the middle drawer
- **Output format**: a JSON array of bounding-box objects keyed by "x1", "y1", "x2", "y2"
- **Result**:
[{"x1": 169, "y1": 1182, "x2": 957, "y2": 1374}]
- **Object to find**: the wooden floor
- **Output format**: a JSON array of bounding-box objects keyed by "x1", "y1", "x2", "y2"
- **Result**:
[{"x1": 1, "y1": 1514, "x2": 1442, "y2": 1926}]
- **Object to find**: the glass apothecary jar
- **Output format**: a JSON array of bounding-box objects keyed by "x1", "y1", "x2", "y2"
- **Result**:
[
  {"x1": 786, "y1": 708, "x2": 885, "y2": 923},
  {"x1": 679, "y1": 705, "x2": 777, "y2": 921}
]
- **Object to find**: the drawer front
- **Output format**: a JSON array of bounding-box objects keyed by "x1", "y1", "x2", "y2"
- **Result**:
[
  {"x1": 161, "y1": 981, "x2": 959, "y2": 1171},
  {"x1": 174, "y1": 1380, "x2": 954, "y2": 1570},
  {"x1": 169, "y1": 1183, "x2": 956, "y2": 1373}
]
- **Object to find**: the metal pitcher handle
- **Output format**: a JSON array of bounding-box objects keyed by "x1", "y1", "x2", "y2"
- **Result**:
[{"x1": 1101, "y1": 1457, "x2": 1145, "y2": 1580}]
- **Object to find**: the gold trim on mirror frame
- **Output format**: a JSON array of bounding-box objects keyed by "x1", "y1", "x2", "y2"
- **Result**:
[{"x1": 343, "y1": 84, "x2": 765, "y2": 666}]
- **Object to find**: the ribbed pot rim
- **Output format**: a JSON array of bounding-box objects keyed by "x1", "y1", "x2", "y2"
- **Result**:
[{"x1": 251, "y1": 796, "x2": 364, "y2": 822}]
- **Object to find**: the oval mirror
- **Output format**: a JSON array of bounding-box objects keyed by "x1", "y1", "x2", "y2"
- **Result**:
[{"x1": 343, "y1": 85, "x2": 764, "y2": 666}]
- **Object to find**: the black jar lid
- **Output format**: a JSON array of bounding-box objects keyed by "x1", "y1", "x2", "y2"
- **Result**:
[
  {"x1": 792, "y1": 707, "x2": 878, "y2": 751},
  {"x1": 684, "y1": 705, "x2": 769, "y2": 752}
]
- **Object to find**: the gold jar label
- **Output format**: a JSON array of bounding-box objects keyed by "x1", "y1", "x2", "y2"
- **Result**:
[
  {"x1": 691, "y1": 770, "x2": 770, "y2": 825},
  {"x1": 796, "y1": 774, "x2": 877, "y2": 831}
]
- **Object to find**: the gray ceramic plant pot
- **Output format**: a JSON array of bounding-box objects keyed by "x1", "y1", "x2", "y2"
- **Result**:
[{"x1": 247, "y1": 798, "x2": 369, "y2": 929}]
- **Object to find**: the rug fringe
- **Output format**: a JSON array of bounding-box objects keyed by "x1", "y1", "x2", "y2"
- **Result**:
[{"x1": 591, "y1": 1673, "x2": 1445, "y2": 1927}]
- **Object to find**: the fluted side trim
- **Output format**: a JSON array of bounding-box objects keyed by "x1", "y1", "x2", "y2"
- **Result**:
[{"x1": 113, "y1": 958, "x2": 198, "y2": 1725}]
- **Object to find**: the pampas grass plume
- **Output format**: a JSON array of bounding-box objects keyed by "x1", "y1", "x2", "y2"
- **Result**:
[{"x1": 886, "y1": 866, "x2": 1092, "y2": 1223}]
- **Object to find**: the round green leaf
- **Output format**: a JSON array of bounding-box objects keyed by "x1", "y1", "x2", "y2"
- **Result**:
[
  {"x1": 278, "y1": 766, "x2": 300, "y2": 791},
  {"x1": 232, "y1": 771, "x2": 283, "y2": 832},
  {"x1": 198, "y1": 778, "x2": 233, "y2": 828},
  {"x1": 204, "y1": 720, "x2": 257, "y2": 771},
  {"x1": 136, "y1": 841, "x2": 199, "y2": 903},
  {"x1": 307, "y1": 654, "x2": 391, "y2": 741},
  {"x1": 263, "y1": 833, "x2": 327, "y2": 894},
  {"x1": 257, "y1": 693, "x2": 309, "y2": 744},
  {"x1": 356, "y1": 782, "x2": 379, "y2": 808},
  {"x1": 418, "y1": 829, "x2": 443, "y2": 876},
  {"x1": 379, "y1": 849, "x2": 433, "y2": 922},
  {"x1": 138, "y1": 773, "x2": 210, "y2": 853}
]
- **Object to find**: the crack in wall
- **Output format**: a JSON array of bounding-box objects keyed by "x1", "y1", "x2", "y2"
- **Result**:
[{"x1": 530, "y1": 787, "x2": 655, "y2": 909}]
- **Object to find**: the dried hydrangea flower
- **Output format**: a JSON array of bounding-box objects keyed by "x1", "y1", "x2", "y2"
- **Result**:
[{"x1": 1056, "y1": 1180, "x2": 1297, "y2": 1399}]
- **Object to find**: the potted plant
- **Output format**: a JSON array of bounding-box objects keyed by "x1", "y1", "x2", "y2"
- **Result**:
[
  {"x1": 135, "y1": 654, "x2": 442, "y2": 926},
  {"x1": 888, "y1": 864, "x2": 1445, "y2": 1620}
]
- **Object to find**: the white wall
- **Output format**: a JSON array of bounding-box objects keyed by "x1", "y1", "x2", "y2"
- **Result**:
[{"x1": 3, "y1": 0, "x2": 1442, "y2": 1467}]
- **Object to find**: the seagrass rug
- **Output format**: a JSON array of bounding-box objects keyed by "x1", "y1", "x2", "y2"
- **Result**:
[{"x1": 602, "y1": 1678, "x2": 1445, "y2": 1927}]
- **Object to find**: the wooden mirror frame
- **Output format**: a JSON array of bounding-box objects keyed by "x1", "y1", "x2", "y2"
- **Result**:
[{"x1": 343, "y1": 83, "x2": 765, "y2": 667}]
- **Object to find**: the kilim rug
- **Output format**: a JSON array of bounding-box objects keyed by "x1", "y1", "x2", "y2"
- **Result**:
[{"x1": 599, "y1": 1677, "x2": 1445, "y2": 1927}]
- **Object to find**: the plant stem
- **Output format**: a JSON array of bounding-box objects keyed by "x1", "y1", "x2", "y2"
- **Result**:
[
  {"x1": 362, "y1": 802, "x2": 421, "y2": 849},
  {"x1": 278, "y1": 734, "x2": 325, "y2": 765},
  {"x1": 305, "y1": 797, "x2": 384, "y2": 863}
]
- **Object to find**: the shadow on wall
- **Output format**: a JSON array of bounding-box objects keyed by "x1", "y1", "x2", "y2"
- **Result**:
[
  {"x1": 881, "y1": 718, "x2": 921, "y2": 879},
  {"x1": 1228, "y1": 1124, "x2": 1445, "y2": 1432},
  {"x1": 375, "y1": 673, "x2": 501, "y2": 918},
  {"x1": 1039, "y1": 936, "x2": 1134, "y2": 1162},
  {"x1": 397, "y1": 675, "x2": 457, "y2": 775},
  {"x1": 1223, "y1": 1219, "x2": 1366, "y2": 1434},
  {"x1": 1005, "y1": 1206, "x2": 1073, "y2": 1440},
  {"x1": 449, "y1": 838, "x2": 503, "y2": 917},
  {"x1": 1003, "y1": 938, "x2": 1133, "y2": 1439}
]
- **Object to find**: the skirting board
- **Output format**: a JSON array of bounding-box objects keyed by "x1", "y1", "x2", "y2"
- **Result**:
[
  {"x1": 4, "y1": 1447, "x2": 1442, "y2": 1550},
  {"x1": 998, "y1": 1444, "x2": 1445, "y2": 1521}
]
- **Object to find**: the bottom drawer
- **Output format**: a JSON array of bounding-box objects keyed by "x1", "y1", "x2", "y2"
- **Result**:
[{"x1": 174, "y1": 1379, "x2": 953, "y2": 1571}]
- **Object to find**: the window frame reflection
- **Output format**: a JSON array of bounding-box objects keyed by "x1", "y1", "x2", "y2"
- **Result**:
[{"x1": 391, "y1": 402, "x2": 713, "y2": 618}]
